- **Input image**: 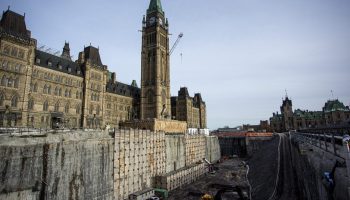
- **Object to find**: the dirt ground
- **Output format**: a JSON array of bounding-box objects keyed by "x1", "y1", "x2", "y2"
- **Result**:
[{"x1": 168, "y1": 159, "x2": 250, "y2": 200}]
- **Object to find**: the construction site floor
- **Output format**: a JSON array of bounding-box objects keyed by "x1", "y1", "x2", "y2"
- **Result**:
[{"x1": 168, "y1": 159, "x2": 249, "y2": 200}]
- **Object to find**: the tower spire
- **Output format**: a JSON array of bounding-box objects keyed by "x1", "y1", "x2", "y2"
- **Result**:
[{"x1": 147, "y1": 0, "x2": 164, "y2": 14}]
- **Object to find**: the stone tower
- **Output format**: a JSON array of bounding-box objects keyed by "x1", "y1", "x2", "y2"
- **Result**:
[
  {"x1": 140, "y1": 0, "x2": 171, "y2": 119},
  {"x1": 280, "y1": 96, "x2": 294, "y2": 131}
]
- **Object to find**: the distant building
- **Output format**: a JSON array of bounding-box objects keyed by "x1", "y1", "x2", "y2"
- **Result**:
[{"x1": 269, "y1": 97, "x2": 350, "y2": 132}]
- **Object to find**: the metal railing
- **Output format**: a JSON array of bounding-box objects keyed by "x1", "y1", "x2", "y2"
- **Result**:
[{"x1": 292, "y1": 132, "x2": 345, "y2": 160}]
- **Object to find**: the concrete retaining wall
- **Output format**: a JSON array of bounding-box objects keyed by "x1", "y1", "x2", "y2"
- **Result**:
[
  {"x1": 292, "y1": 138, "x2": 349, "y2": 200},
  {"x1": 0, "y1": 130, "x2": 221, "y2": 200},
  {"x1": 205, "y1": 136, "x2": 221, "y2": 163},
  {"x1": 0, "y1": 131, "x2": 114, "y2": 200}
]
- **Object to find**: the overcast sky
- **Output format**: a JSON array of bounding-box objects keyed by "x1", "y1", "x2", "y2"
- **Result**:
[{"x1": 2, "y1": 0, "x2": 349, "y2": 129}]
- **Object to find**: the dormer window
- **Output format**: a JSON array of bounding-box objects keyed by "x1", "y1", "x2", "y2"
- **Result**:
[
  {"x1": 68, "y1": 67, "x2": 71, "y2": 72},
  {"x1": 77, "y1": 70, "x2": 81, "y2": 75},
  {"x1": 48, "y1": 61, "x2": 52, "y2": 67},
  {"x1": 36, "y1": 58, "x2": 40, "y2": 64}
]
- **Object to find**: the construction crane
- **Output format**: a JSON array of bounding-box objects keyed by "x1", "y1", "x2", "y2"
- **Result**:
[{"x1": 169, "y1": 33, "x2": 183, "y2": 56}]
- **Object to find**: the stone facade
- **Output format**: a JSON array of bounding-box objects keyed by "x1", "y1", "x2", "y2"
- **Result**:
[
  {"x1": 121, "y1": 119, "x2": 187, "y2": 133},
  {"x1": 270, "y1": 97, "x2": 350, "y2": 132},
  {"x1": 0, "y1": 0, "x2": 206, "y2": 130},
  {"x1": 171, "y1": 87, "x2": 207, "y2": 129}
]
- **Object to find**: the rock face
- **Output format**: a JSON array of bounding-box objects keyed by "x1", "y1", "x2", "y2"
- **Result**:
[{"x1": 0, "y1": 130, "x2": 221, "y2": 200}]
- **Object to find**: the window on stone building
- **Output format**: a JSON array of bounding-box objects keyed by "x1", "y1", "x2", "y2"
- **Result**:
[
  {"x1": 18, "y1": 50, "x2": 24, "y2": 59},
  {"x1": 41, "y1": 116, "x2": 44, "y2": 123},
  {"x1": 76, "y1": 104, "x2": 81, "y2": 114},
  {"x1": 46, "y1": 116, "x2": 50, "y2": 125},
  {"x1": 1, "y1": 60, "x2": 6, "y2": 68},
  {"x1": 1, "y1": 75, "x2": 7, "y2": 86},
  {"x1": 3, "y1": 45, "x2": 10, "y2": 55},
  {"x1": 14, "y1": 77, "x2": 19, "y2": 88},
  {"x1": 11, "y1": 95, "x2": 18, "y2": 108},
  {"x1": 43, "y1": 101, "x2": 49, "y2": 111},
  {"x1": 11, "y1": 47, "x2": 18, "y2": 57},
  {"x1": 34, "y1": 83, "x2": 38, "y2": 92},
  {"x1": 54, "y1": 87, "x2": 58, "y2": 96},
  {"x1": 7, "y1": 78, "x2": 13, "y2": 87},
  {"x1": 28, "y1": 98, "x2": 34, "y2": 110},
  {"x1": 89, "y1": 105, "x2": 93, "y2": 114},
  {"x1": 76, "y1": 91, "x2": 79, "y2": 99},
  {"x1": 43, "y1": 85, "x2": 47, "y2": 94},
  {"x1": 80, "y1": 91, "x2": 83, "y2": 99},
  {"x1": 15, "y1": 64, "x2": 20, "y2": 72},
  {"x1": 47, "y1": 85, "x2": 51, "y2": 94},
  {"x1": 54, "y1": 102, "x2": 60, "y2": 112},
  {"x1": 65, "y1": 89, "x2": 68, "y2": 97},
  {"x1": 0, "y1": 93, "x2": 4, "y2": 106},
  {"x1": 96, "y1": 105, "x2": 100, "y2": 115},
  {"x1": 69, "y1": 90, "x2": 72, "y2": 98},
  {"x1": 65, "y1": 104, "x2": 69, "y2": 113},
  {"x1": 59, "y1": 88, "x2": 62, "y2": 96}
]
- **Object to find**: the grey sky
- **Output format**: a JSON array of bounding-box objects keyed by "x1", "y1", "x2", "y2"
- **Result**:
[{"x1": 2, "y1": 0, "x2": 349, "y2": 129}]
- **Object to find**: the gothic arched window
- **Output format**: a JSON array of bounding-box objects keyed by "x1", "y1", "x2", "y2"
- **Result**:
[
  {"x1": 43, "y1": 100, "x2": 49, "y2": 111},
  {"x1": 89, "y1": 104, "x2": 94, "y2": 115},
  {"x1": 96, "y1": 105, "x2": 100, "y2": 115},
  {"x1": 11, "y1": 95, "x2": 18, "y2": 108},
  {"x1": 0, "y1": 93, "x2": 4, "y2": 106},
  {"x1": 34, "y1": 83, "x2": 38, "y2": 92},
  {"x1": 14, "y1": 77, "x2": 19, "y2": 88},
  {"x1": 54, "y1": 102, "x2": 60, "y2": 112},
  {"x1": 1, "y1": 75, "x2": 7, "y2": 86},
  {"x1": 147, "y1": 90, "x2": 154, "y2": 104},
  {"x1": 28, "y1": 98, "x2": 34, "y2": 110},
  {"x1": 76, "y1": 104, "x2": 81, "y2": 114},
  {"x1": 65, "y1": 103, "x2": 69, "y2": 113}
]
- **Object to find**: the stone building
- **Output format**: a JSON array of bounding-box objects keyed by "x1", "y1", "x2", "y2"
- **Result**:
[
  {"x1": 0, "y1": 0, "x2": 207, "y2": 130},
  {"x1": 269, "y1": 96, "x2": 350, "y2": 132},
  {"x1": 171, "y1": 87, "x2": 207, "y2": 129}
]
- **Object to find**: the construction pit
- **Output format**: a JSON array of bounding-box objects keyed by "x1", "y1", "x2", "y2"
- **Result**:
[{"x1": 168, "y1": 158, "x2": 250, "y2": 200}]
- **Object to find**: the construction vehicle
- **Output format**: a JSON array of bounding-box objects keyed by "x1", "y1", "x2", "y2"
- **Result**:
[{"x1": 201, "y1": 194, "x2": 214, "y2": 200}]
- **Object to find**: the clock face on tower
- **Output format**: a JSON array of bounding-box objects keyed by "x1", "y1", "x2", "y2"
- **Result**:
[{"x1": 149, "y1": 17, "x2": 156, "y2": 25}]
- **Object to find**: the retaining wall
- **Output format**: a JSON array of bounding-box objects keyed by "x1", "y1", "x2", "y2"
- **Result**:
[
  {"x1": 0, "y1": 130, "x2": 221, "y2": 200},
  {"x1": 0, "y1": 131, "x2": 114, "y2": 200}
]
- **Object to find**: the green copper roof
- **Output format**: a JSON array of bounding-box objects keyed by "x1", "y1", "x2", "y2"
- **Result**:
[
  {"x1": 147, "y1": 0, "x2": 164, "y2": 14},
  {"x1": 323, "y1": 99, "x2": 349, "y2": 113}
]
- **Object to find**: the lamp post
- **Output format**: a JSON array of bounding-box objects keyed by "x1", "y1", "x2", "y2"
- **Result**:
[{"x1": 343, "y1": 135, "x2": 350, "y2": 199}]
